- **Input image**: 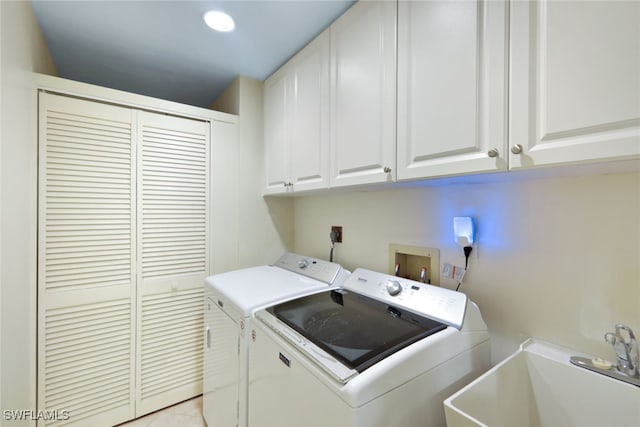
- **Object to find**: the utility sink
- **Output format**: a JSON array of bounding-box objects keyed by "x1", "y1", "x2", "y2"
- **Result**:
[{"x1": 444, "y1": 339, "x2": 640, "y2": 427}]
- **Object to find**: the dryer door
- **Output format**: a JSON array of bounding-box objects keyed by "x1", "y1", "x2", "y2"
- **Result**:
[{"x1": 204, "y1": 299, "x2": 240, "y2": 427}]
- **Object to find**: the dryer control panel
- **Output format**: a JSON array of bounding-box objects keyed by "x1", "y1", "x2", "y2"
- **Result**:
[{"x1": 273, "y1": 252, "x2": 345, "y2": 285}]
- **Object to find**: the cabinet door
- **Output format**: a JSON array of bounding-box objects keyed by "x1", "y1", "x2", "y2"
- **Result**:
[
  {"x1": 290, "y1": 30, "x2": 330, "y2": 192},
  {"x1": 264, "y1": 68, "x2": 291, "y2": 194},
  {"x1": 38, "y1": 92, "x2": 136, "y2": 426},
  {"x1": 136, "y1": 111, "x2": 208, "y2": 415},
  {"x1": 510, "y1": 0, "x2": 640, "y2": 168},
  {"x1": 330, "y1": 0, "x2": 397, "y2": 187},
  {"x1": 397, "y1": 0, "x2": 508, "y2": 180}
]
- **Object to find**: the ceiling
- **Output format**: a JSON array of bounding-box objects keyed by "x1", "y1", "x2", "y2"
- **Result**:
[{"x1": 30, "y1": 0, "x2": 355, "y2": 108}]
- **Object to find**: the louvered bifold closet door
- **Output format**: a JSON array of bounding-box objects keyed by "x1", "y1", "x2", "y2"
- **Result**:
[
  {"x1": 136, "y1": 111, "x2": 209, "y2": 416},
  {"x1": 38, "y1": 92, "x2": 136, "y2": 426}
]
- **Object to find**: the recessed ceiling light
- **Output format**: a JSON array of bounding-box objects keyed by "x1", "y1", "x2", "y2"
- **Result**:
[{"x1": 203, "y1": 10, "x2": 235, "y2": 32}]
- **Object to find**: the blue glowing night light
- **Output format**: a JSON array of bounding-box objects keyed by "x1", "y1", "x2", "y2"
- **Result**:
[{"x1": 453, "y1": 217, "x2": 475, "y2": 247}]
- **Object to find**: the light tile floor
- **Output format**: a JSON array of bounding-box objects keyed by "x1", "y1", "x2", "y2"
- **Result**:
[{"x1": 116, "y1": 396, "x2": 206, "y2": 427}]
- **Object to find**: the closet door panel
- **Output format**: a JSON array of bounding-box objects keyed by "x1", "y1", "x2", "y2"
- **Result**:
[
  {"x1": 138, "y1": 288, "x2": 204, "y2": 413},
  {"x1": 136, "y1": 111, "x2": 208, "y2": 415},
  {"x1": 38, "y1": 92, "x2": 136, "y2": 426}
]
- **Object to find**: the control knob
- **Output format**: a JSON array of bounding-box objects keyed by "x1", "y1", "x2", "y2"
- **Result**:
[
  {"x1": 298, "y1": 259, "x2": 310, "y2": 269},
  {"x1": 386, "y1": 280, "x2": 402, "y2": 296}
]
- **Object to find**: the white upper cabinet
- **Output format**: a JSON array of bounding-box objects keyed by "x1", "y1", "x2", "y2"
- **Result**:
[
  {"x1": 264, "y1": 0, "x2": 639, "y2": 194},
  {"x1": 509, "y1": 0, "x2": 640, "y2": 169},
  {"x1": 397, "y1": 0, "x2": 508, "y2": 180},
  {"x1": 291, "y1": 31, "x2": 330, "y2": 191},
  {"x1": 329, "y1": 0, "x2": 397, "y2": 187},
  {"x1": 264, "y1": 68, "x2": 290, "y2": 193},
  {"x1": 264, "y1": 31, "x2": 330, "y2": 194}
]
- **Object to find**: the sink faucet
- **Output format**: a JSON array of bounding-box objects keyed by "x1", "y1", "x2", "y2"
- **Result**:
[
  {"x1": 605, "y1": 324, "x2": 639, "y2": 379},
  {"x1": 570, "y1": 324, "x2": 640, "y2": 387}
]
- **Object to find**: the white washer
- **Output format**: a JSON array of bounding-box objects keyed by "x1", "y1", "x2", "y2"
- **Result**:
[
  {"x1": 203, "y1": 253, "x2": 349, "y2": 427},
  {"x1": 248, "y1": 268, "x2": 491, "y2": 427}
]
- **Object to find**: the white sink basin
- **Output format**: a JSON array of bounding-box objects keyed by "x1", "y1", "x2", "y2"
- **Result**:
[{"x1": 444, "y1": 339, "x2": 640, "y2": 427}]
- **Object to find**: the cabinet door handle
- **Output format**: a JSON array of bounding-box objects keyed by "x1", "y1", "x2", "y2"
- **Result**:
[
  {"x1": 487, "y1": 148, "x2": 499, "y2": 158},
  {"x1": 206, "y1": 327, "x2": 211, "y2": 350},
  {"x1": 383, "y1": 167, "x2": 392, "y2": 173},
  {"x1": 511, "y1": 144, "x2": 523, "y2": 155}
]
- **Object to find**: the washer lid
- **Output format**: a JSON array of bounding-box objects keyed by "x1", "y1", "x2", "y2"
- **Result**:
[{"x1": 263, "y1": 288, "x2": 446, "y2": 376}]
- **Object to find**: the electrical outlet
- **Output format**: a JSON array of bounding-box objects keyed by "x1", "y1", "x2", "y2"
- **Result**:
[{"x1": 331, "y1": 226, "x2": 343, "y2": 243}]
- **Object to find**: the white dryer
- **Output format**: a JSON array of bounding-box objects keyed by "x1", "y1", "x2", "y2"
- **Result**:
[
  {"x1": 247, "y1": 268, "x2": 491, "y2": 427},
  {"x1": 203, "y1": 253, "x2": 349, "y2": 427}
]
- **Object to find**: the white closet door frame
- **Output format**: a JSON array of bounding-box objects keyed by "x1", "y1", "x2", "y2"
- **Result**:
[{"x1": 35, "y1": 74, "x2": 235, "y2": 425}]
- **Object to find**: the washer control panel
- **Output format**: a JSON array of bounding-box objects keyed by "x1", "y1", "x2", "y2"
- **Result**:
[
  {"x1": 344, "y1": 268, "x2": 467, "y2": 330},
  {"x1": 274, "y1": 252, "x2": 343, "y2": 285}
]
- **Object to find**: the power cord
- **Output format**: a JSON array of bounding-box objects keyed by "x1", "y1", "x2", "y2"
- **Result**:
[
  {"x1": 455, "y1": 246, "x2": 473, "y2": 292},
  {"x1": 329, "y1": 229, "x2": 340, "y2": 262}
]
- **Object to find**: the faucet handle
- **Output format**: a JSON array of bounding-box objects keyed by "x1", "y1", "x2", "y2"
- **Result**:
[
  {"x1": 605, "y1": 332, "x2": 631, "y2": 369},
  {"x1": 616, "y1": 324, "x2": 638, "y2": 361},
  {"x1": 615, "y1": 324, "x2": 637, "y2": 346},
  {"x1": 607, "y1": 324, "x2": 639, "y2": 378}
]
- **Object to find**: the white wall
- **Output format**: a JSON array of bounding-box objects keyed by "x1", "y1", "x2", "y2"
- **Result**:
[
  {"x1": 211, "y1": 76, "x2": 293, "y2": 268},
  {"x1": 1, "y1": 2, "x2": 3, "y2": 418},
  {"x1": 0, "y1": 5, "x2": 4, "y2": 418},
  {"x1": 1, "y1": 0, "x2": 56, "y2": 423},
  {"x1": 292, "y1": 171, "x2": 640, "y2": 363}
]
